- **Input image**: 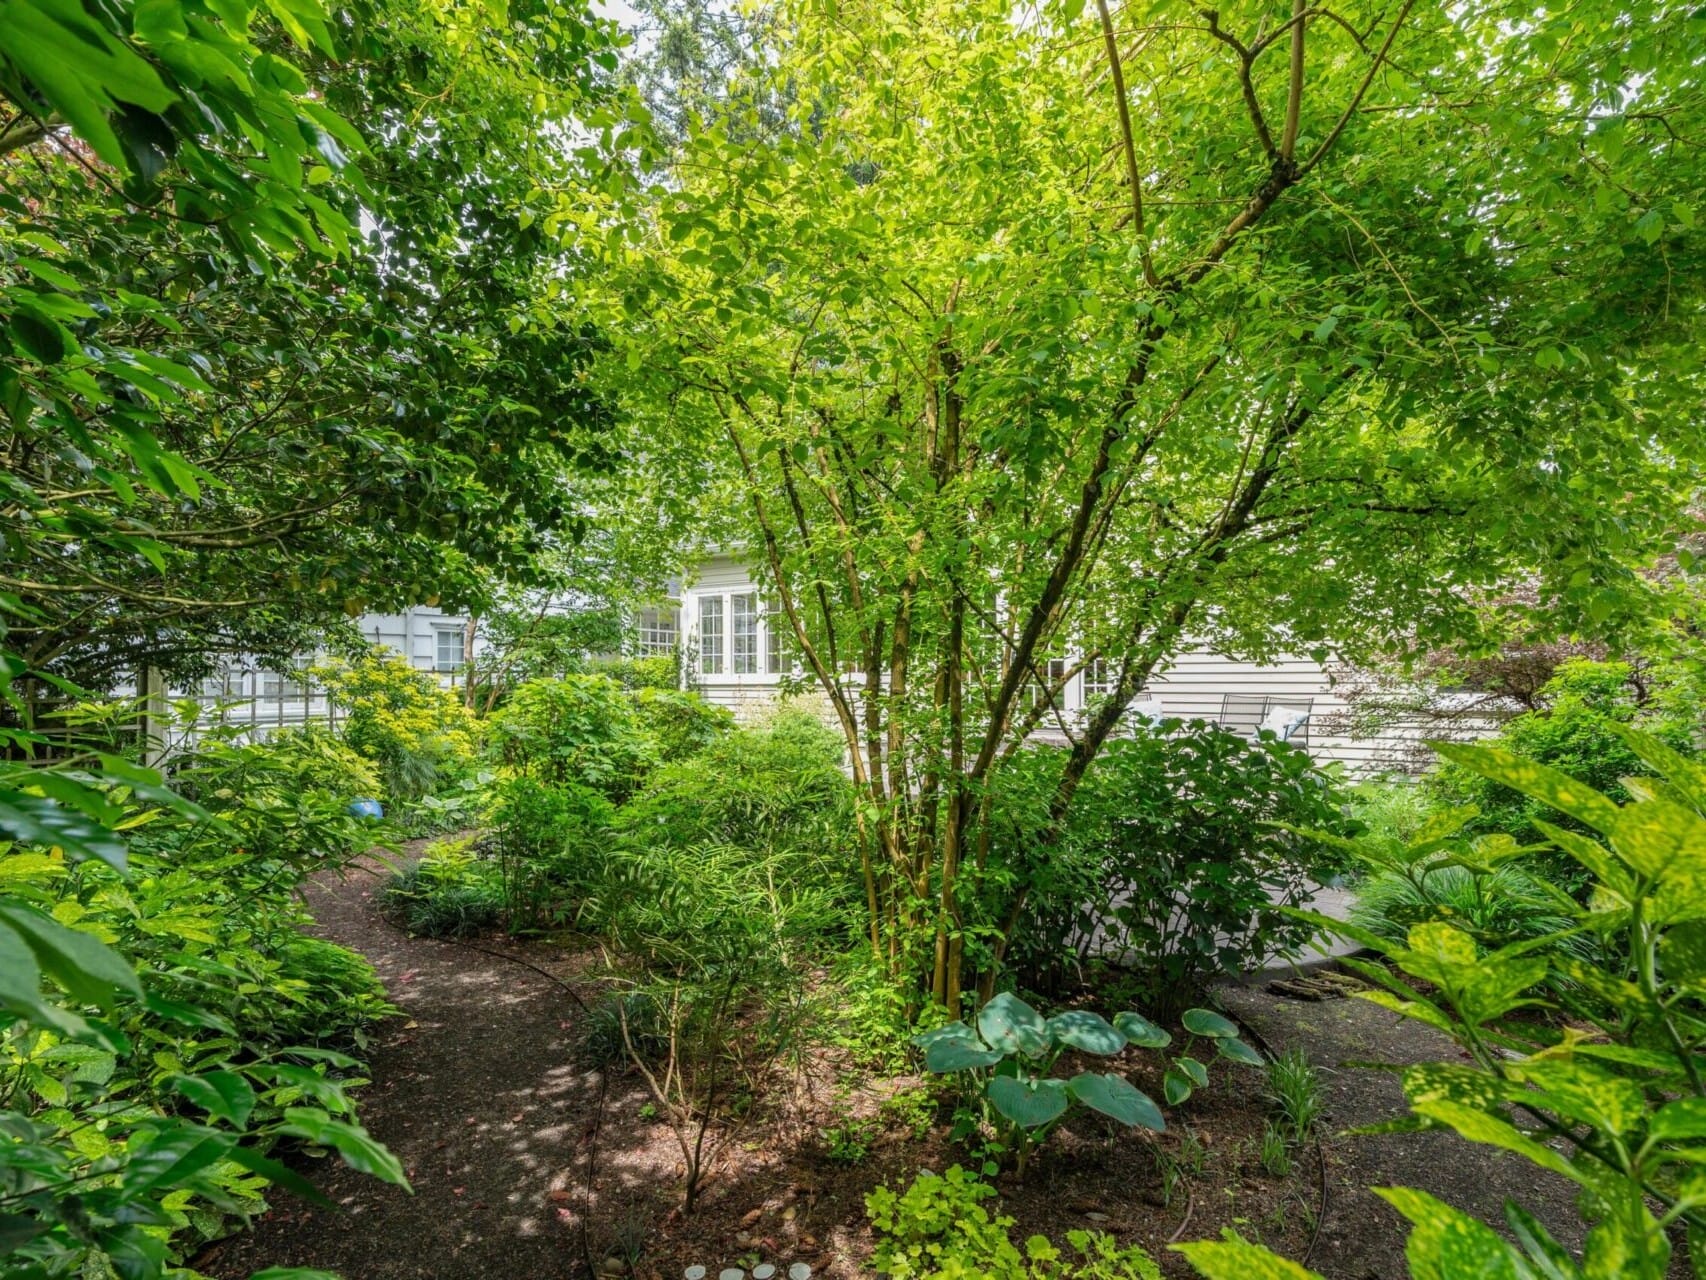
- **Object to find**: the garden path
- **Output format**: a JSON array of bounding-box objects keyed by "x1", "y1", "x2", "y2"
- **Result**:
[
  {"x1": 196, "y1": 853, "x2": 615, "y2": 1280},
  {"x1": 1218, "y1": 982, "x2": 1596, "y2": 1280}
]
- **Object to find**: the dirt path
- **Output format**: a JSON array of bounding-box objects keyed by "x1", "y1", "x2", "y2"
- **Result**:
[
  {"x1": 199, "y1": 856, "x2": 608, "y2": 1280},
  {"x1": 1219, "y1": 980, "x2": 1589, "y2": 1280}
]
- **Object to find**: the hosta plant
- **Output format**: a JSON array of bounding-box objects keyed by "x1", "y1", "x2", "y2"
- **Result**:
[
  {"x1": 915, "y1": 992, "x2": 1261, "y2": 1175},
  {"x1": 1181, "y1": 725, "x2": 1706, "y2": 1279}
]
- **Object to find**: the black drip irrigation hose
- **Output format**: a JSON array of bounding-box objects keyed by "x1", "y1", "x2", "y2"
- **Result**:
[{"x1": 1225, "y1": 1000, "x2": 1331, "y2": 1271}]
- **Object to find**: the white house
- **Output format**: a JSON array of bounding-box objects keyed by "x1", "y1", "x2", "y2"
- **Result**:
[{"x1": 671, "y1": 553, "x2": 1430, "y2": 774}]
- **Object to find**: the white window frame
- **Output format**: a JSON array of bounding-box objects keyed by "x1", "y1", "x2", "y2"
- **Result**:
[
  {"x1": 433, "y1": 625, "x2": 466, "y2": 675},
  {"x1": 687, "y1": 587, "x2": 787, "y2": 684},
  {"x1": 636, "y1": 604, "x2": 679, "y2": 658}
]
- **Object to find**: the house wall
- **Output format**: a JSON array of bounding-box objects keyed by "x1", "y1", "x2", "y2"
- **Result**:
[{"x1": 679, "y1": 555, "x2": 1436, "y2": 775}]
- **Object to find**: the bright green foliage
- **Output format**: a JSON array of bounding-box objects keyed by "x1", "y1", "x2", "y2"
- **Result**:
[
  {"x1": 615, "y1": 707, "x2": 852, "y2": 852},
  {"x1": 1429, "y1": 659, "x2": 1698, "y2": 849},
  {"x1": 868, "y1": 1165, "x2": 1162, "y2": 1279},
  {"x1": 914, "y1": 990, "x2": 1259, "y2": 1176},
  {"x1": 597, "y1": 0, "x2": 1706, "y2": 1007},
  {"x1": 994, "y1": 725, "x2": 1354, "y2": 1007},
  {"x1": 1201, "y1": 725, "x2": 1706, "y2": 1277},
  {"x1": 0, "y1": 729, "x2": 401, "y2": 1276},
  {"x1": 491, "y1": 675, "x2": 658, "y2": 800},
  {"x1": 315, "y1": 649, "x2": 481, "y2": 804}
]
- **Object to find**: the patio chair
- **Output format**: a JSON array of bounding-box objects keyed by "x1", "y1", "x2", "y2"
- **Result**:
[
  {"x1": 1217, "y1": 693, "x2": 1271, "y2": 739},
  {"x1": 1216, "y1": 693, "x2": 1314, "y2": 746}
]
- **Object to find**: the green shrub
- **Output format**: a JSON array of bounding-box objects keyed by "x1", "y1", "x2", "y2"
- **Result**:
[
  {"x1": 383, "y1": 838, "x2": 504, "y2": 938},
  {"x1": 1346, "y1": 776, "x2": 1441, "y2": 856},
  {"x1": 1350, "y1": 860, "x2": 1583, "y2": 954},
  {"x1": 257, "y1": 724, "x2": 382, "y2": 799},
  {"x1": 616, "y1": 706, "x2": 853, "y2": 854},
  {"x1": 868, "y1": 1166, "x2": 1161, "y2": 1278},
  {"x1": 488, "y1": 776, "x2": 614, "y2": 929},
  {"x1": 490, "y1": 674, "x2": 657, "y2": 800},
  {"x1": 1428, "y1": 658, "x2": 1695, "y2": 847},
  {"x1": 1186, "y1": 726, "x2": 1706, "y2": 1279},
  {"x1": 630, "y1": 686, "x2": 735, "y2": 761},
  {"x1": 997, "y1": 723, "x2": 1356, "y2": 1008}
]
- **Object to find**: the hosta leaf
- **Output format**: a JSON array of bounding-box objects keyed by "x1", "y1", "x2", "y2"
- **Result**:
[
  {"x1": 986, "y1": 1075, "x2": 1069, "y2": 1129},
  {"x1": 1181, "y1": 1008, "x2": 1239, "y2": 1039},
  {"x1": 1164, "y1": 1067, "x2": 1194, "y2": 1105},
  {"x1": 978, "y1": 991, "x2": 1050, "y2": 1058},
  {"x1": 1068, "y1": 1071, "x2": 1164, "y2": 1130},
  {"x1": 1048, "y1": 1009, "x2": 1125, "y2": 1055},
  {"x1": 1114, "y1": 1011, "x2": 1171, "y2": 1048},
  {"x1": 1219, "y1": 1037, "x2": 1263, "y2": 1067},
  {"x1": 923, "y1": 1036, "x2": 1003, "y2": 1072}
]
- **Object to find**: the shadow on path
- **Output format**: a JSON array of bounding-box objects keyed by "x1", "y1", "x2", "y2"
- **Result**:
[{"x1": 199, "y1": 857, "x2": 602, "y2": 1280}]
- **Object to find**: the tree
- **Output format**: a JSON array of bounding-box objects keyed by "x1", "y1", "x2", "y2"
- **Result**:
[
  {"x1": 600, "y1": 0, "x2": 1706, "y2": 1009},
  {"x1": 0, "y1": 0, "x2": 631, "y2": 692}
]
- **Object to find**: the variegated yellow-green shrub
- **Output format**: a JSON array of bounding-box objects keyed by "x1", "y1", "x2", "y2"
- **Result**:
[{"x1": 1177, "y1": 724, "x2": 1706, "y2": 1279}]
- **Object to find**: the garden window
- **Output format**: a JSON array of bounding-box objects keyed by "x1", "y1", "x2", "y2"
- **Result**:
[
  {"x1": 434, "y1": 627, "x2": 465, "y2": 674},
  {"x1": 637, "y1": 605, "x2": 678, "y2": 657},
  {"x1": 699, "y1": 595, "x2": 725, "y2": 674},
  {"x1": 731, "y1": 592, "x2": 759, "y2": 674}
]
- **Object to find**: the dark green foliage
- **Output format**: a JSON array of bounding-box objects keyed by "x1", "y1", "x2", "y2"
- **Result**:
[
  {"x1": 383, "y1": 850, "x2": 505, "y2": 940},
  {"x1": 998, "y1": 723, "x2": 1355, "y2": 1007},
  {"x1": 631, "y1": 686, "x2": 736, "y2": 761},
  {"x1": 1350, "y1": 862, "x2": 1584, "y2": 957},
  {"x1": 0, "y1": 726, "x2": 403, "y2": 1276},
  {"x1": 488, "y1": 777, "x2": 614, "y2": 929},
  {"x1": 579, "y1": 989, "x2": 670, "y2": 1067}
]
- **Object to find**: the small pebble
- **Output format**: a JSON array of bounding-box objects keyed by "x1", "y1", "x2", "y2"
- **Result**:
[
  {"x1": 685, "y1": 1268, "x2": 707, "y2": 1280},
  {"x1": 789, "y1": 1267, "x2": 813, "y2": 1280},
  {"x1": 753, "y1": 1267, "x2": 776, "y2": 1279}
]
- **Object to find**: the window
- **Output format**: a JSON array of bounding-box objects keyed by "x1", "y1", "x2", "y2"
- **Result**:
[
  {"x1": 699, "y1": 595, "x2": 725, "y2": 674},
  {"x1": 435, "y1": 627, "x2": 465, "y2": 674},
  {"x1": 262, "y1": 656, "x2": 310, "y2": 698},
  {"x1": 1083, "y1": 658, "x2": 1116, "y2": 704},
  {"x1": 731, "y1": 592, "x2": 759, "y2": 674},
  {"x1": 637, "y1": 606, "x2": 678, "y2": 657}
]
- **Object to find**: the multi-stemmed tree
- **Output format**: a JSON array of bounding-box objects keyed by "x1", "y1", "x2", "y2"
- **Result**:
[{"x1": 602, "y1": 0, "x2": 1706, "y2": 1007}]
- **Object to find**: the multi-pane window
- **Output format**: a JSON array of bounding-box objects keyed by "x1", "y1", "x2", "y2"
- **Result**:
[
  {"x1": 731, "y1": 592, "x2": 760, "y2": 674},
  {"x1": 699, "y1": 595, "x2": 725, "y2": 674},
  {"x1": 262, "y1": 656, "x2": 310, "y2": 698},
  {"x1": 637, "y1": 606, "x2": 678, "y2": 657},
  {"x1": 1082, "y1": 658, "x2": 1116, "y2": 704},
  {"x1": 435, "y1": 627, "x2": 465, "y2": 674}
]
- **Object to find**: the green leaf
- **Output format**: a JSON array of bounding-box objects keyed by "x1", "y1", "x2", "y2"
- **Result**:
[
  {"x1": 923, "y1": 1035, "x2": 1003, "y2": 1072},
  {"x1": 1181, "y1": 1008, "x2": 1239, "y2": 1039},
  {"x1": 1429, "y1": 743, "x2": 1623, "y2": 835},
  {"x1": 1164, "y1": 1067, "x2": 1194, "y2": 1105},
  {"x1": 122, "y1": 1126, "x2": 236, "y2": 1197},
  {"x1": 1218, "y1": 1038, "x2": 1263, "y2": 1067},
  {"x1": 224, "y1": 1144, "x2": 335, "y2": 1209},
  {"x1": 1048, "y1": 1009, "x2": 1125, "y2": 1055},
  {"x1": 1174, "y1": 1231, "x2": 1326, "y2": 1279},
  {"x1": 986, "y1": 1075, "x2": 1070, "y2": 1129},
  {"x1": 978, "y1": 991, "x2": 1050, "y2": 1058},
  {"x1": 1114, "y1": 1010, "x2": 1171, "y2": 1048},
  {"x1": 0, "y1": 791, "x2": 128, "y2": 870},
  {"x1": 1067, "y1": 1071, "x2": 1164, "y2": 1130},
  {"x1": 280, "y1": 1109, "x2": 408, "y2": 1186},
  {"x1": 0, "y1": 901, "x2": 141, "y2": 1008},
  {"x1": 171, "y1": 1070, "x2": 257, "y2": 1128},
  {"x1": 1375, "y1": 1186, "x2": 1524, "y2": 1279},
  {"x1": 1649, "y1": 1098, "x2": 1706, "y2": 1142}
]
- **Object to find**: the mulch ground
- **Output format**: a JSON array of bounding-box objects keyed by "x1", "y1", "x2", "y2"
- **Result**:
[{"x1": 201, "y1": 852, "x2": 1589, "y2": 1280}]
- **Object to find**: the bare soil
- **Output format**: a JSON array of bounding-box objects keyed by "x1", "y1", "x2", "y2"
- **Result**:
[{"x1": 196, "y1": 854, "x2": 1335, "y2": 1280}]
